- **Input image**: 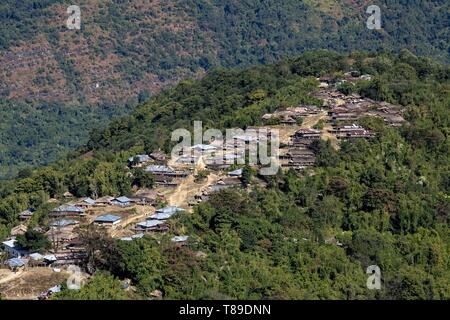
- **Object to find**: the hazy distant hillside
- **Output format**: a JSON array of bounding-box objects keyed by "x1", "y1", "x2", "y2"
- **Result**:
[{"x1": 0, "y1": 0, "x2": 448, "y2": 178}]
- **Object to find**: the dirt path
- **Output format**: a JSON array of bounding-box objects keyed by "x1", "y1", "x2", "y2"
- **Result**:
[
  {"x1": 271, "y1": 112, "x2": 328, "y2": 145},
  {"x1": 164, "y1": 112, "x2": 330, "y2": 209},
  {"x1": 167, "y1": 173, "x2": 220, "y2": 210},
  {"x1": 110, "y1": 205, "x2": 155, "y2": 237},
  {"x1": 301, "y1": 111, "x2": 327, "y2": 128},
  {"x1": 0, "y1": 269, "x2": 24, "y2": 284}
]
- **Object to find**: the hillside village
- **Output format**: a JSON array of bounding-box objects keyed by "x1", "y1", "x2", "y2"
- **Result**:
[{"x1": 0, "y1": 72, "x2": 407, "y2": 299}]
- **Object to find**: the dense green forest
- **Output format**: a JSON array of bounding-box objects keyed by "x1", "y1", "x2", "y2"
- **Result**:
[
  {"x1": 0, "y1": 101, "x2": 131, "y2": 179},
  {"x1": 0, "y1": 0, "x2": 449, "y2": 178},
  {"x1": 0, "y1": 50, "x2": 449, "y2": 299},
  {"x1": 1, "y1": 0, "x2": 449, "y2": 61}
]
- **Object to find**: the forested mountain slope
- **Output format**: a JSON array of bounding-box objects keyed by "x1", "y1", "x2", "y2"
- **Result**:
[
  {"x1": 0, "y1": 0, "x2": 449, "y2": 178},
  {"x1": 0, "y1": 51, "x2": 449, "y2": 299}
]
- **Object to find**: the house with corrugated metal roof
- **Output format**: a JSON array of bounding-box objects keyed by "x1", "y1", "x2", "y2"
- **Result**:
[
  {"x1": 2, "y1": 238, "x2": 29, "y2": 258},
  {"x1": 50, "y1": 219, "x2": 79, "y2": 228},
  {"x1": 128, "y1": 154, "x2": 152, "y2": 166},
  {"x1": 7, "y1": 257, "x2": 28, "y2": 271},
  {"x1": 120, "y1": 233, "x2": 144, "y2": 241},
  {"x1": 19, "y1": 208, "x2": 35, "y2": 221},
  {"x1": 147, "y1": 206, "x2": 184, "y2": 221},
  {"x1": 49, "y1": 205, "x2": 85, "y2": 218},
  {"x1": 111, "y1": 196, "x2": 132, "y2": 207},
  {"x1": 93, "y1": 214, "x2": 122, "y2": 227},
  {"x1": 134, "y1": 220, "x2": 168, "y2": 232},
  {"x1": 156, "y1": 206, "x2": 184, "y2": 215},
  {"x1": 95, "y1": 196, "x2": 114, "y2": 206},
  {"x1": 171, "y1": 235, "x2": 189, "y2": 247},
  {"x1": 191, "y1": 144, "x2": 217, "y2": 152},
  {"x1": 145, "y1": 165, "x2": 175, "y2": 174},
  {"x1": 77, "y1": 197, "x2": 96, "y2": 208}
]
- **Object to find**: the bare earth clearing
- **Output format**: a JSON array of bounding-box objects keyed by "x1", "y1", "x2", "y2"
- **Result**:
[{"x1": 0, "y1": 268, "x2": 69, "y2": 300}]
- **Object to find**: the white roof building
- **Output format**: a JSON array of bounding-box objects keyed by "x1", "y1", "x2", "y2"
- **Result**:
[{"x1": 171, "y1": 235, "x2": 189, "y2": 243}]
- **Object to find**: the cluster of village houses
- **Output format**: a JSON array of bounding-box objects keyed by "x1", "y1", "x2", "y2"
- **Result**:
[
  {"x1": 0, "y1": 150, "x2": 245, "y2": 275},
  {"x1": 263, "y1": 72, "x2": 406, "y2": 170},
  {"x1": 1, "y1": 196, "x2": 192, "y2": 271},
  {"x1": 316, "y1": 73, "x2": 405, "y2": 129},
  {"x1": 1, "y1": 71, "x2": 406, "y2": 295}
]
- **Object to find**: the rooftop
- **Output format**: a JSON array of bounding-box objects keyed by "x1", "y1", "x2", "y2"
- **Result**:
[
  {"x1": 156, "y1": 206, "x2": 184, "y2": 215},
  {"x1": 128, "y1": 154, "x2": 151, "y2": 163},
  {"x1": 50, "y1": 219, "x2": 79, "y2": 227},
  {"x1": 233, "y1": 134, "x2": 258, "y2": 142},
  {"x1": 2, "y1": 239, "x2": 17, "y2": 248},
  {"x1": 113, "y1": 196, "x2": 131, "y2": 203},
  {"x1": 43, "y1": 254, "x2": 57, "y2": 262},
  {"x1": 48, "y1": 285, "x2": 61, "y2": 294},
  {"x1": 137, "y1": 220, "x2": 165, "y2": 228},
  {"x1": 94, "y1": 214, "x2": 122, "y2": 223},
  {"x1": 145, "y1": 165, "x2": 175, "y2": 174},
  {"x1": 19, "y1": 208, "x2": 35, "y2": 216},
  {"x1": 81, "y1": 197, "x2": 96, "y2": 205},
  {"x1": 191, "y1": 144, "x2": 217, "y2": 151},
  {"x1": 53, "y1": 205, "x2": 84, "y2": 213},
  {"x1": 7, "y1": 258, "x2": 27, "y2": 268},
  {"x1": 339, "y1": 124, "x2": 364, "y2": 130},
  {"x1": 295, "y1": 128, "x2": 321, "y2": 134},
  {"x1": 29, "y1": 253, "x2": 44, "y2": 260},
  {"x1": 148, "y1": 212, "x2": 172, "y2": 220},
  {"x1": 224, "y1": 153, "x2": 242, "y2": 160},
  {"x1": 120, "y1": 233, "x2": 145, "y2": 241},
  {"x1": 171, "y1": 235, "x2": 189, "y2": 243},
  {"x1": 228, "y1": 168, "x2": 243, "y2": 176}
]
